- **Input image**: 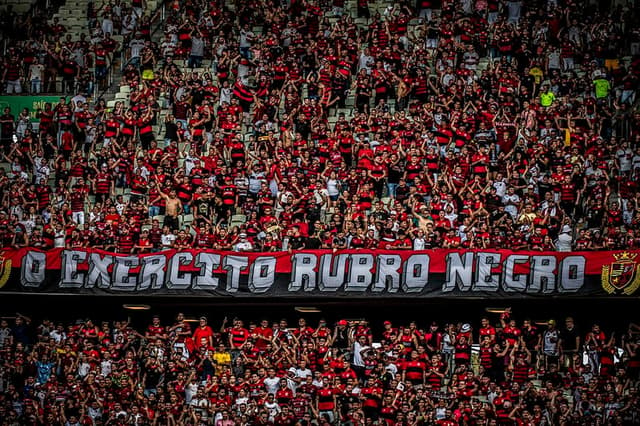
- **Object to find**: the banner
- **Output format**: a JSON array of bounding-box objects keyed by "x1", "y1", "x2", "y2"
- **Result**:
[
  {"x1": 0, "y1": 96, "x2": 61, "y2": 122},
  {"x1": 0, "y1": 248, "x2": 638, "y2": 298}
]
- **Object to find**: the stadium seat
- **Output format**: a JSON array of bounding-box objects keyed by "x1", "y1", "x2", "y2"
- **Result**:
[
  {"x1": 231, "y1": 214, "x2": 247, "y2": 224},
  {"x1": 181, "y1": 214, "x2": 194, "y2": 228}
]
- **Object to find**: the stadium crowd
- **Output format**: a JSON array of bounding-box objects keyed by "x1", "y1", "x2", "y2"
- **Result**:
[
  {"x1": 2, "y1": 1, "x2": 640, "y2": 424},
  {"x1": 0, "y1": 0, "x2": 639, "y2": 252},
  {"x1": 1, "y1": 310, "x2": 640, "y2": 425}
]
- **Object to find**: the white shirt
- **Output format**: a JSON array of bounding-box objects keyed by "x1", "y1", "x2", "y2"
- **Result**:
[
  {"x1": 239, "y1": 30, "x2": 254, "y2": 48},
  {"x1": 264, "y1": 401, "x2": 280, "y2": 421},
  {"x1": 502, "y1": 194, "x2": 520, "y2": 218},
  {"x1": 122, "y1": 14, "x2": 136, "y2": 34},
  {"x1": 71, "y1": 95, "x2": 87, "y2": 110},
  {"x1": 54, "y1": 230, "x2": 66, "y2": 248},
  {"x1": 352, "y1": 341, "x2": 369, "y2": 367},
  {"x1": 295, "y1": 367, "x2": 312, "y2": 380},
  {"x1": 101, "y1": 18, "x2": 113, "y2": 36},
  {"x1": 358, "y1": 53, "x2": 374, "y2": 73},
  {"x1": 129, "y1": 39, "x2": 145, "y2": 58},
  {"x1": 442, "y1": 333, "x2": 455, "y2": 353},
  {"x1": 234, "y1": 240, "x2": 253, "y2": 252},
  {"x1": 493, "y1": 180, "x2": 507, "y2": 197},
  {"x1": 77, "y1": 361, "x2": 91, "y2": 377},
  {"x1": 219, "y1": 87, "x2": 232, "y2": 105},
  {"x1": 556, "y1": 233, "x2": 572, "y2": 252},
  {"x1": 263, "y1": 377, "x2": 280, "y2": 394},
  {"x1": 50, "y1": 330, "x2": 66, "y2": 344},
  {"x1": 29, "y1": 64, "x2": 44, "y2": 80},
  {"x1": 115, "y1": 202, "x2": 126, "y2": 216},
  {"x1": 507, "y1": 1, "x2": 522, "y2": 20},
  {"x1": 184, "y1": 155, "x2": 198, "y2": 176},
  {"x1": 161, "y1": 233, "x2": 176, "y2": 248},
  {"x1": 190, "y1": 397, "x2": 211, "y2": 416},
  {"x1": 161, "y1": 40, "x2": 176, "y2": 57},
  {"x1": 413, "y1": 237, "x2": 426, "y2": 250},
  {"x1": 100, "y1": 359, "x2": 113, "y2": 376},
  {"x1": 326, "y1": 179, "x2": 340, "y2": 197},
  {"x1": 547, "y1": 50, "x2": 561, "y2": 69},
  {"x1": 185, "y1": 382, "x2": 198, "y2": 403},
  {"x1": 543, "y1": 329, "x2": 560, "y2": 356},
  {"x1": 134, "y1": 166, "x2": 150, "y2": 180},
  {"x1": 617, "y1": 148, "x2": 633, "y2": 172}
]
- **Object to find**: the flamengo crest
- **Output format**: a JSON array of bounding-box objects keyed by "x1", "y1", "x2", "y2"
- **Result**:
[
  {"x1": 0, "y1": 251, "x2": 11, "y2": 289},
  {"x1": 601, "y1": 252, "x2": 640, "y2": 295}
]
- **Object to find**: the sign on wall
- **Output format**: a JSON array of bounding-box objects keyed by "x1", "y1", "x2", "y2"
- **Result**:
[{"x1": 0, "y1": 96, "x2": 62, "y2": 122}]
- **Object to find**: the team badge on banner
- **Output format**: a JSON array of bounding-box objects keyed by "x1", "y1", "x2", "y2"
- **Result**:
[
  {"x1": 602, "y1": 252, "x2": 640, "y2": 295},
  {"x1": 0, "y1": 252, "x2": 11, "y2": 289}
]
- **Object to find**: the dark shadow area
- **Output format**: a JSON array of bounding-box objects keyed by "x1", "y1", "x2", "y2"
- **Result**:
[{"x1": 2, "y1": 294, "x2": 638, "y2": 332}]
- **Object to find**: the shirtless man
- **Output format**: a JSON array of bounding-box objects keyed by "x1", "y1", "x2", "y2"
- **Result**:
[
  {"x1": 156, "y1": 182, "x2": 182, "y2": 230},
  {"x1": 410, "y1": 198, "x2": 434, "y2": 231}
]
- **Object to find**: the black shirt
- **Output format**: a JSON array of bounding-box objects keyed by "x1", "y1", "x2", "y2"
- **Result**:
[
  {"x1": 561, "y1": 326, "x2": 580, "y2": 352},
  {"x1": 11, "y1": 323, "x2": 31, "y2": 345},
  {"x1": 0, "y1": 113, "x2": 15, "y2": 138}
]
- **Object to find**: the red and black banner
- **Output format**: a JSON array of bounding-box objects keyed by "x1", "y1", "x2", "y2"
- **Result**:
[{"x1": 0, "y1": 248, "x2": 639, "y2": 298}]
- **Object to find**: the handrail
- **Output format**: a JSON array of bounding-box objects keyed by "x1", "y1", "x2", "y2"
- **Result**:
[
  {"x1": 94, "y1": 57, "x2": 116, "y2": 102},
  {"x1": 149, "y1": 1, "x2": 166, "y2": 40}
]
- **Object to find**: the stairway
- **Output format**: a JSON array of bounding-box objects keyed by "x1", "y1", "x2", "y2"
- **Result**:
[
  {"x1": 50, "y1": 0, "x2": 92, "y2": 40},
  {"x1": 1, "y1": 0, "x2": 37, "y2": 14},
  {"x1": 104, "y1": 0, "x2": 406, "y2": 226},
  {"x1": 50, "y1": 0, "x2": 162, "y2": 100},
  {"x1": 105, "y1": 0, "x2": 488, "y2": 229},
  {"x1": 104, "y1": 0, "x2": 164, "y2": 108}
]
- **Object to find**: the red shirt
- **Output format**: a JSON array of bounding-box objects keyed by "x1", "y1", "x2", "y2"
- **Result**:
[
  {"x1": 253, "y1": 326, "x2": 273, "y2": 350},
  {"x1": 193, "y1": 326, "x2": 214, "y2": 345},
  {"x1": 479, "y1": 326, "x2": 496, "y2": 342}
]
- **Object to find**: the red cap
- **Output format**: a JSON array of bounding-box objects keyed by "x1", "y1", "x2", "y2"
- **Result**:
[
  {"x1": 338, "y1": 319, "x2": 348, "y2": 326},
  {"x1": 383, "y1": 321, "x2": 392, "y2": 325}
]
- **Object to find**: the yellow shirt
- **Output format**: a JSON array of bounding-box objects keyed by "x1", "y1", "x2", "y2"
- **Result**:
[
  {"x1": 594, "y1": 78, "x2": 610, "y2": 98},
  {"x1": 517, "y1": 212, "x2": 537, "y2": 223},
  {"x1": 213, "y1": 351, "x2": 231, "y2": 373},
  {"x1": 529, "y1": 67, "x2": 544, "y2": 85},
  {"x1": 540, "y1": 91, "x2": 555, "y2": 107}
]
